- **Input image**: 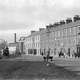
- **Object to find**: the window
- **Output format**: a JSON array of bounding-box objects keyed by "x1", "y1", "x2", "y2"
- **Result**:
[
  {"x1": 35, "y1": 36, "x2": 36, "y2": 41},
  {"x1": 29, "y1": 38, "x2": 30, "y2": 41},
  {"x1": 36, "y1": 43, "x2": 38, "y2": 47},
  {"x1": 37, "y1": 43, "x2": 38, "y2": 48},
  {"x1": 60, "y1": 30, "x2": 63, "y2": 38},
  {"x1": 57, "y1": 31, "x2": 60, "y2": 38},
  {"x1": 77, "y1": 26, "x2": 80, "y2": 35},
  {"x1": 37, "y1": 35, "x2": 38, "y2": 41},
  {"x1": 34, "y1": 43, "x2": 35, "y2": 47},
  {"x1": 77, "y1": 26, "x2": 80, "y2": 30},
  {"x1": 70, "y1": 27, "x2": 72, "y2": 33},
  {"x1": 72, "y1": 27, "x2": 76, "y2": 36},
  {"x1": 54, "y1": 31, "x2": 57, "y2": 38},
  {"x1": 52, "y1": 32, "x2": 54, "y2": 38},
  {"x1": 71, "y1": 27, "x2": 74, "y2": 36},
  {"x1": 73, "y1": 37, "x2": 77, "y2": 45},
  {"x1": 37, "y1": 36, "x2": 38, "y2": 41},
  {"x1": 67, "y1": 28, "x2": 71, "y2": 36},
  {"x1": 38, "y1": 43, "x2": 40, "y2": 48},
  {"x1": 63, "y1": 29, "x2": 67, "y2": 37},
  {"x1": 38, "y1": 35, "x2": 40, "y2": 41},
  {"x1": 38, "y1": 49, "x2": 40, "y2": 54}
]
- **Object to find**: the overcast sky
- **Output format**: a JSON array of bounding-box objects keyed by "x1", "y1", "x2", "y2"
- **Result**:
[{"x1": 0, "y1": 0, "x2": 80, "y2": 42}]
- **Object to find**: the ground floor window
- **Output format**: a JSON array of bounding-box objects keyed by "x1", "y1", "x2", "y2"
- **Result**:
[
  {"x1": 34, "y1": 49, "x2": 37, "y2": 55},
  {"x1": 28, "y1": 49, "x2": 33, "y2": 54},
  {"x1": 28, "y1": 49, "x2": 37, "y2": 55}
]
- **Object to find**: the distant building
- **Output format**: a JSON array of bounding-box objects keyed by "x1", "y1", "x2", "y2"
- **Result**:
[
  {"x1": 19, "y1": 36, "x2": 25, "y2": 54},
  {"x1": 24, "y1": 31, "x2": 40, "y2": 55},
  {"x1": 23, "y1": 28, "x2": 45, "y2": 56},
  {"x1": 8, "y1": 42, "x2": 19, "y2": 54}
]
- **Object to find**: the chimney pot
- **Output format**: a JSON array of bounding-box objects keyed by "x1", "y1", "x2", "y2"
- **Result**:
[{"x1": 14, "y1": 33, "x2": 16, "y2": 43}]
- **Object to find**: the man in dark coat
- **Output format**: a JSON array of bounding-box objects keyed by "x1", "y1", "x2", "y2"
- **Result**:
[
  {"x1": 59, "y1": 48, "x2": 64, "y2": 57},
  {"x1": 3, "y1": 47, "x2": 9, "y2": 57},
  {"x1": 47, "y1": 49, "x2": 50, "y2": 62}
]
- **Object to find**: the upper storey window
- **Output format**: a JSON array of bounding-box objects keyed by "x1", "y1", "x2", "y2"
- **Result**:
[
  {"x1": 60, "y1": 30, "x2": 64, "y2": 38},
  {"x1": 57, "y1": 31, "x2": 60, "y2": 38},
  {"x1": 72, "y1": 27, "x2": 77, "y2": 36},
  {"x1": 63, "y1": 29, "x2": 67, "y2": 37},
  {"x1": 77, "y1": 26, "x2": 80, "y2": 35},
  {"x1": 54, "y1": 31, "x2": 57, "y2": 39},
  {"x1": 67, "y1": 27, "x2": 72, "y2": 37},
  {"x1": 35, "y1": 35, "x2": 40, "y2": 41},
  {"x1": 38, "y1": 35, "x2": 40, "y2": 41}
]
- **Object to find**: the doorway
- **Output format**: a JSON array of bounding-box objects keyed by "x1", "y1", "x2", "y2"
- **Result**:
[{"x1": 77, "y1": 45, "x2": 80, "y2": 57}]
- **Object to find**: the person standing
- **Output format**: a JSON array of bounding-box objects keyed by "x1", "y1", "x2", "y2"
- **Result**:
[
  {"x1": 3, "y1": 47, "x2": 9, "y2": 57},
  {"x1": 47, "y1": 49, "x2": 50, "y2": 62},
  {"x1": 67, "y1": 48, "x2": 70, "y2": 57}
]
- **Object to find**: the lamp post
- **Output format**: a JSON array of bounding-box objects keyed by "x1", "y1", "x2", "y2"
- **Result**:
[{"x1": 46, "y1": 25, "x2": 51, "y2": 63}]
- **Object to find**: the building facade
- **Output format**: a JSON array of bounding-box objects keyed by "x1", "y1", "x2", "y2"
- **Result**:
[
  {"x1": 8, "y1": 42, "x2": 19, "y2": 54},
  {"x1": 21, "y1": 18, "x2": 80, "y2": 57},
  {"x1": 41, "y1": 20, "x2": 80, "y2": 57},
  {"x1": 19, "y1": 37, "x2": 25, "y2": 54},
  {"x1": 23, "y1": 30, "x2": 41, "y2": 56}
]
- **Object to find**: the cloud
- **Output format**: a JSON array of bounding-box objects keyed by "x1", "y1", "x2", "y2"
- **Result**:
[
  {"x1": 0, "y1": 0, "x2": 79, "y2": 28},
  {"x1": 55, "y1": 0, "x2": 75, "y2": 8},
  {"x1": 0, "y1": 0, "x2": 80, "y2": 42},
  {"x1": 0, "y1": 0, "x2": 79, "y2": 25},
  {"x1": 0, "y1": 28, "x2": 31, "y2": 43}
]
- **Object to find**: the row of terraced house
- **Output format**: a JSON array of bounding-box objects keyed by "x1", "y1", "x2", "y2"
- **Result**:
[{"x1": 20, "y1": 15, "x2": 80, "y2": 58}]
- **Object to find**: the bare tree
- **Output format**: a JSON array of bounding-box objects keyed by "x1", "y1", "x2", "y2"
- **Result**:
[
  {"x1": 0, "y1": 39, "x2": 7, "y2": 50},
  {"x1": 59, "y1": 20, "x2": 65, "y2": 25}
]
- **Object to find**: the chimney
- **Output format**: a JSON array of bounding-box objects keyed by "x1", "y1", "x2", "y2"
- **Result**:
[
  {"x1": 31, "y1": 31, "x2": 36, "y2": 34},
  {"x1": 39, "y1": 28, "x2": 45, "y2": 31},
  {"x1": 14, "y1": 33, "x2": 16, "y2": 43}
]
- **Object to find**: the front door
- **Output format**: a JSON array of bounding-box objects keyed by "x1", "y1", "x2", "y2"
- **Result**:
[
  {"x1": 34, "y1": 49, "x2": 37, "y2": 55},
  {"x1": 77, "y1": 45, "x2": 80, "y2": 57}
]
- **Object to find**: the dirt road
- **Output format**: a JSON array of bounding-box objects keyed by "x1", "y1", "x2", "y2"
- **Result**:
[{"x1": 0, "y1": 60, "x2": 79, "y2": 80}]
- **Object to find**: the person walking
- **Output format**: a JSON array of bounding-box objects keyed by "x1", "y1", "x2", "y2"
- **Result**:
[{"x1": 59, "y1": 48, "x2": 64, "y2": 57}]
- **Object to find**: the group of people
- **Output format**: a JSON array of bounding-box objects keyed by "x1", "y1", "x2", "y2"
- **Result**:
[
  {"x1": 3, "y1": 47, "x2": 9, "y2": 57},
  {"x1": 58, "y1": 48, "x2": 80, "y2": 58},
  {"x1": 0, "y1": 47, "x2": 9, "y2": 59},
  {"x1": 41, "y1": 48, "x2": 80, "y2": 60},
  {"x1": 41, "y1": 49, "x2": 53, "y2": 62}
]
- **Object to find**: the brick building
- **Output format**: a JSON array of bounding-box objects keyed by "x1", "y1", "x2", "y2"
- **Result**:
[{"x1": 41, "y1": 20, "x2": 80, "y2": 57}]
